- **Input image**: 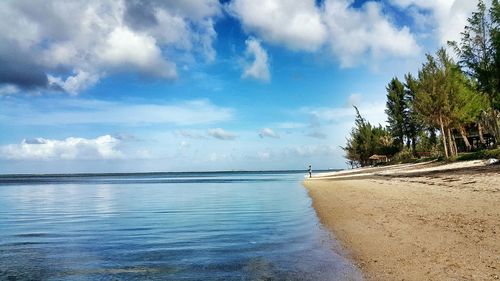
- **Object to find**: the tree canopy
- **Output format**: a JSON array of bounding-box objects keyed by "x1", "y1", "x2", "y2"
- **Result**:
[{"x1": 343, "y1": 1, "x2": 499, "y2": 166}]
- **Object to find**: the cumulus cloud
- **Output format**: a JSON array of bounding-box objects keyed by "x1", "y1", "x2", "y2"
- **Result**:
[
  {"x1": 97, "y1": 26, "x2": 178, "y2": 79},
  {"x1": 259, "y1": 128, "x2": 280, "y2": 139},
  {"x1": 229, "y1": 0, "x2": 420, "y2": 67},
  {"x1": 389, "y1": 0, "x2": 479, "y2": 45},
  {"x1": 2, "y1": 98, "x2": 233, "y2": 126},
  {"x1": 242, "y1": 38, "x2": 271, "y2": 81},
  {"x1": 0, "y1": 0, "x2": 220, "y2": 93},
  {"x1": 208, "y1": 128, "x2": 237, "y2": 140},
  {"x1": 48, "y1": 70, "x2": 100, "y2": 95},
  {"x1": 227, "y1": 0, "x2": 327, "y2": 51},
  {"x1": 322, "y1": 0, "x2": 420, "y2": 67},
  {"x1": 0, "y1": 135, "x2": 124, "y2": 160}
]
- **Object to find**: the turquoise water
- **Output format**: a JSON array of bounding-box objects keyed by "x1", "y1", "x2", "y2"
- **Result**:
[{"x1": 0, "y1": 172, "x2": 362, "y2": 280}]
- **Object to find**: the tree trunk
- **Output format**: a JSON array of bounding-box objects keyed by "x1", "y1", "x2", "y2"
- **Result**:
[
  {"x1": 459, "y1": 126, "x2": 472, "y2": 151},
  {"x1": 493, "y1": 110, "x2": 500, "y2": 148},
  {"x1": 439, "y1": 115, "x2": 449, "y2": 158},
  {"x1": 478, "y1": 123, "x2": 485, "y2": 144},
  {"x1": 429, "y1": 129, "x2": 437, "y2": 146},
  {"x1": 411, "y1": 136, "x2": 417, "y2": 157},
  {"x1": 452, "y1": 132, "x2": 458, "y2": 156},
  {"x1": 447, "y1": 128, "x2": 456, "y2": 157}
]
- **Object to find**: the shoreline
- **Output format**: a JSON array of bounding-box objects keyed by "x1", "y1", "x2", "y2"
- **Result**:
[{"x1": 304, "y1": 160, "x2": 499, "y2": 281}]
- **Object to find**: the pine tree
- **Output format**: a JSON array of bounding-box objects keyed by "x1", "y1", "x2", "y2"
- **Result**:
[
  {"x1": 449, "y1": 0, "x2": 500, "y2": 145},
  {"x1": 449, "y1": 0, "x2": 497, "y2": 107},
  {"x1": 385, "y1": 77, "x2": 406, "y2": 150},
  {"x1": 404, "y1": 73, "x2": 422, "y2": 155},
  {"x1": 342, "y1": 107, "x2": 397, "y2": 167},
  {"x1": 414, "y1": 50, "x2": 451, "y2": 158}
]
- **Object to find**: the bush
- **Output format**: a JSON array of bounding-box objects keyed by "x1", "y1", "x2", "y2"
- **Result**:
[
  {"x1": 456, "y1": 148, "x2": 500, "y2": 161},
  {"x1": 390, "y1": 148, "x2": 416, "y2": 163}
]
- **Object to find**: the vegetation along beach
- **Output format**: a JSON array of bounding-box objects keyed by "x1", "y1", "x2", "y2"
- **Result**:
[{"x1": 306, "y1": 1, "x2": 500, "y2": 280}]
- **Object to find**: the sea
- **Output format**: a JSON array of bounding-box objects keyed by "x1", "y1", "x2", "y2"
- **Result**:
[{"x1": 0, "y1": 171, "x2": 363, "y2": 281}]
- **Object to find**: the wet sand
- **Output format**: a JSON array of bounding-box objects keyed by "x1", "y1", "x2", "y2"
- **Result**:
[{"x1": 304, "y1": 160, "x2": 500, "y2": 280}]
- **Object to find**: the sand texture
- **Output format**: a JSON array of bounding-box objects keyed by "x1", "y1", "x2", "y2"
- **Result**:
[{"x1": 304, "y1": 160, "x2": 499, "y2": 281}]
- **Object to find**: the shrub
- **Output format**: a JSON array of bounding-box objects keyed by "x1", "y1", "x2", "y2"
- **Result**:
[
  {"x1": 391, "y1": 148, "x2": 416, "y2": 163},
  {"x1": 456, "y1": 148, "x2": 500, "y2": 161}
]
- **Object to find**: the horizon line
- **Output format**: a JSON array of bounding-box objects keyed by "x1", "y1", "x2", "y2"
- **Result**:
[{"x1": 0, "y1": 168, "x2": 343, "y2": 177}]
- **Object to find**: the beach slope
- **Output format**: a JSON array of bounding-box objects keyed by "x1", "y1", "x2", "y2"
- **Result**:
[{"x1": 304, "y1": 160, "x2": 499, "y2": 281}]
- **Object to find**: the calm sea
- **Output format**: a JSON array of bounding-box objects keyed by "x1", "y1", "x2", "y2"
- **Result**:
[{"x1": 0, "y1": 171, "x2": 362, "y2": 280}]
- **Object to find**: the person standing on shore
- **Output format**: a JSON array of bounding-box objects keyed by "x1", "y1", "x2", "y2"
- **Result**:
[{"x1": 308, "y1": 165, "x2": 312, "y2": 178}]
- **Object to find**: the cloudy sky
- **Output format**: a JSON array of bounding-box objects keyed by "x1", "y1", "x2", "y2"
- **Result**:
[{"x1": 0, "y1": 0, "x2": 481, "y2": 173}]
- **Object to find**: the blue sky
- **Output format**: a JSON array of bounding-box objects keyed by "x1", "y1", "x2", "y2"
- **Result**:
[{"x1": 0, "y1": 0, "x2": 481, "y2": 173}]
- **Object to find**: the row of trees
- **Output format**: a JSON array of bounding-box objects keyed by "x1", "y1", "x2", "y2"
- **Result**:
[{"x1": 343, "y1": 0, "x2": 499, "y2": 167}]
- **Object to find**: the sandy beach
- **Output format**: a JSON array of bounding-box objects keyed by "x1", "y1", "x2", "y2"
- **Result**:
[{"x1": 304, "y1": 160, "x2": 500, "y2": 281}]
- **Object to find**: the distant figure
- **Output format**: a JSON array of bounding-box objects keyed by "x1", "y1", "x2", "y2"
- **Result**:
[{"x1": 308, "y1": 165, "x2": 312, "y2": 178}]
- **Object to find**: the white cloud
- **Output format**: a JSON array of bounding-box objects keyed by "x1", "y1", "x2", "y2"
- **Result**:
[
  {"x1": 229, "y1": 0, "x2": 420, "y2": 67},
  {"x1": 208, "y1": 128, "x2": 237, "y2": 140},
  {"x1": 0, "y1": 135, "x2": 124, "y2": 160},
  {"x1": 2, "y1": 98, "x2": 233, "y2": 126},
  {"x1": 0, "y1": 85, "x2": 19, "y2": 95},
  {"x1": 227, "y1": 0, "x2": 327, "y2": 51},
  {"x1": 0, "y1": 0, "x2": 220, "y2": 93},
  {"x1": 322, "y1": 0, "x2": 420, "y2": 67},
  {"x1": 242, "y1": 38, "x2": 271, "y2": 81},
  {"x1": 299, "y1": 94, "x2": 387, "y2": 150},
  {"x1": 175, "y1": 130, "x2": 207, "y2": 139},
  {"x1": 259, "y1": 128, "x2": 280, "y2": 139},
  {"x1": 303, "y1": 101, "x2": 386, "y2": 125},
  {"x1": 48, "y1": 70, "x2": 100, "y2": 95},
  {"x1": 389, "y1": 0, "x2": 480, "y2": 45},
  {"x1": 98, "y1": 26, "x2": 177, "y2": 79},
  {"x1": 346, "y1": 93, "x2": 362, "y2": 107}
]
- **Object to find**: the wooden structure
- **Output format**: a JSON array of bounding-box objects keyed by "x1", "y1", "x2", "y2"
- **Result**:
[
  {"x1": 452, "y1": 125, "x2": 496, "y2": 152},
  {"x1": 369, "y1": 154, "x2": 388, "y2": 164}
]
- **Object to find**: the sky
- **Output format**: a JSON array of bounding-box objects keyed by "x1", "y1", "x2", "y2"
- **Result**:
[{"x1": 0, "y1": 0, "x2": 483, "y2": 173}]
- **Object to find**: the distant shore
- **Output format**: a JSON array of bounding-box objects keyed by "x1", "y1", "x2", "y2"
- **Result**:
[{"x1": 304, "y1": 160, "x2": 499, "y2": 281}]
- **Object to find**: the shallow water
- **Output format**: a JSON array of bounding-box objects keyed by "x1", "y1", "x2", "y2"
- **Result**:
[{"x1": 0, "y1": 172, "x2": 362, "y2": 280}]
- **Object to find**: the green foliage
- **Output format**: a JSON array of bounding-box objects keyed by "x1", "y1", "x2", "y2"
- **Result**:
[
  {"x1": 342, "y1": 107, "x2": 398, "y2": 167},
  {"x1": 392, "y1": 148, "x2": 414, "y2": 162},
  {"x1": 449, "y1": 0, "x2": 499, "y2": 111},
  {"x1": 414, "y1": 50, "x2": 448, "y2": 128},
  {"x1": 385, "y1": 77, "x2": 406, "y2": 148},
  {"x1": 415, "y1": 130, "x2": 440, "y2": 156},
  {"x1": 413, "y1": 48, "x2": 486, "y2": 157},
  {"x1": 343, "y1": 2, "x2": 500, "y2": 166},
  {"x1": 414, "y1": 49, "x2": 455, "y2": 157},
  {"x1": 404, "y1": 73, "x2": 423, "y2": 154},
  {"x1": 456, "y1": 148, "x2": 500, "y2": 161}
]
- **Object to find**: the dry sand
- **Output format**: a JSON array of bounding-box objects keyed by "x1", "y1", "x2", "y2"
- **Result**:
[{"x1": 304, "y1": 160, "x2": 499, "y2": 281}]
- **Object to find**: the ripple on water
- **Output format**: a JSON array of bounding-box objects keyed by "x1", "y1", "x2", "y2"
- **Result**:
[{"x1": 0, "y1": 172, "x2": 363, "y2": 281}]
